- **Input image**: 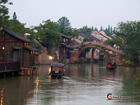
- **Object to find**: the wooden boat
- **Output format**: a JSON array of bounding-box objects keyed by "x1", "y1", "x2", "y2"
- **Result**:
[{"x1": 50, "y1": 62, "x2": 65, "y2": 79}]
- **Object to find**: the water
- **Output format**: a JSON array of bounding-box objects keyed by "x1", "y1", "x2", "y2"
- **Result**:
[{"x1": 0, "y1": 64, "x2": 140, "y2": 105}]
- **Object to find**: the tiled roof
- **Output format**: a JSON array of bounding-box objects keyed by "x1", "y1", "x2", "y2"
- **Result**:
[
  {"x1": 2, "y1": 28, "x2": 31, "y2": 42},
  {"x1": 61, "y1": 35, "x2": 73, "y2": 39},
  {"x1": 79, "y1": 33, "x2": 100, "y2": 41}
]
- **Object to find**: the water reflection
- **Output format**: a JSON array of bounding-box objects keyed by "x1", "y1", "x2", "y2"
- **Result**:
[
  {"x1": 0, "y1": 90, "x2": 3, "y2": 105},
  {"x1": 65, "y1": 64, "x2": 119, "y2": 83},
  {"x1": 0, "y1": 64, "x2": 140, "y2": 105},
  {"x1": 0, "y1": 76, "x2": 35, "y2": 105},
  {"x1": 119, "y1": 67, "x2": 140, "y2": 102}
]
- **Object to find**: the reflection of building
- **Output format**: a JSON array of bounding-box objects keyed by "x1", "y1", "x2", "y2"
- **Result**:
[
  {"x1": 0, "y1": 76, "x2": 35, "y2": 105},
  {"x1": 0, "y1": 28, "x2": 38, "y2": 73}
]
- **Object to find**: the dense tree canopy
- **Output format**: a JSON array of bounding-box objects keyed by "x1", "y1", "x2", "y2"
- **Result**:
[
  {"x1": 104, "y1": 36, "x2": 124, "y2": 49},
  {"x1": 104, "y1": 25, "x2": 114, "y2": 35},
  {"x1": 78, "y1": 26, "x2": 93, "y2": 34},
  {"x1": 57, "y1": 16, "x2": 71, "y2": 33},
  {"x1": 0, "y1": 0, "x2": 9, "y2": 27},
  {"x1": 116, "y1": 21, "x2": 140, "y2": 65},
  {"x1": 35, "y1": 20, "x2": 61, "y2": 47},
  {"x1": 7, "y1": 12, "x2": 31, "y2": 35},
  {"x1": 0, "y1": 1, "x2": 30, "y2": 36}
]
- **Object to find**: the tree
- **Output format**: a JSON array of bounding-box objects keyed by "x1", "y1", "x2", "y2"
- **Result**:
[
  {"x1": 100, "y1": 26, "x2": 103, "y2": 31},
  {"x1": 7, "y1": 12, "x2": 31, "y2": 36},
  {"x1": 116, "y1": 21, "x2": 140, "y2": 65},
  {"x1": 104, "y1": 36, "x2": 124, "y2": 49},
  {"x1": 57, "y1": 16, "x2": 71, "y2": 33},
  {"x1": 35, "y1": 20, "x2": 63, "y2": 54},
  {"x1": 13, "y1": 12, "x2": 17, "y2": 20},
  {"x1": 36, "y1": 20, "x2": 61, "y2": 47},
  {"x1": 104, "y1": 25, "x2": 114, "y2": 35},
  {"x1": 78, "y1": 26, "x2": 92, "y2": 34},
  {"x1": 63, "y1": 28, "x2": 78, "y2": 37},
  {"x1": 0, "y1": 0, "x2": 9, "y2": 27},
  {"x1": 83, "y1": 37, "x2": 93, "y2": 42}
]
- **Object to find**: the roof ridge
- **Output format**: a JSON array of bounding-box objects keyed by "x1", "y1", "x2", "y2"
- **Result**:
[{"x1": 2, "y1": 27, "x2": 31, "y2": 42}]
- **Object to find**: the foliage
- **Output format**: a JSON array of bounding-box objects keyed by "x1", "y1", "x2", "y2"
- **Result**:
[
  {"x1": 7, "y1": 20, "x2": 30, "y2": 36},
  {"x1": 116, "y1": 21, "x2": 140, "y2": 65},
  {"x1": 104, "y1": 25, "x2": 114, "y2": 35},
  {"x1": 135, "y1": 66, "x2": 140, "y2": 87},
  {"x1": 104, "y1": 36, "x2": 124, "y2": 49},
  {"x1": 0, "y1": 0, "x2": 10, "y2": 27},
  {"x1": 83, "y1": 37, "x2": 93, "y2": 42},
  {"x1": 78, "y1": 26, "x2": 93, "y2": 34},
  {"x1": 13, "y1": 12, "x2": 17, "y2": 20},
  {"x1": 57, "y1": 16, "x2": 71, "y2": 33},
  {"x1": 7, "y1": 12, "x2": 32, "y2": 36},
  {"x1": 57, "y1": 16, "x2": 78, "y2": 37},
  {"x1": 64, "y1": 28, "x2": 78, "y2": 37},
  {"x1": 35, "y1": 20, "x2": 61, "y2": 47}
]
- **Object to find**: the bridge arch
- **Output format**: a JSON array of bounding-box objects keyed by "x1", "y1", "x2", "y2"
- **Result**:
[{"x1": 70, "y1": 42, "x2": 123, "y2": 63}]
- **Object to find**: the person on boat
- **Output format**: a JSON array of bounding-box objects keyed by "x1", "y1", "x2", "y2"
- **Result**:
[
  {"x1": 50, "y1": 66, "x2": 64, "y2": 79},
  {"x1": 112, "y1": 62, "x2": 116, "y2": 69},
  {"x1": 107, "y1": 62, "x2": 112, "y2": 69},
  {"x1": 59, "y1": 67, "x2": 64, "y2": 75}
]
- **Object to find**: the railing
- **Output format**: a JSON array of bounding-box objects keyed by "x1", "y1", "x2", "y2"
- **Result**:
[{"x1": 0, "y1": 62, "x2": 20, "y2": 73}]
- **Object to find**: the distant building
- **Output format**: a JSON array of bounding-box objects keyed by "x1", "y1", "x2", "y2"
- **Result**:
[
  {"x1": 91, "y1": 31, "x2": 112, "y2": 42},
  {"x1": 74, "y1": 35, "x2": 84, "y2": 44},
  {"x1": 74, "y1": 33, "x2": 100, "y2": 44}
]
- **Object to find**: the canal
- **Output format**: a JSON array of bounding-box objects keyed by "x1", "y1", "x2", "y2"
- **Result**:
[{"x1": 0, "y1": 64, "x2": 140, "y2": 105}]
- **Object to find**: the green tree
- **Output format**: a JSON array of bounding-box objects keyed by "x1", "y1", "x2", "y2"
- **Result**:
[
  {"x1": 63, "y1": 28, "x2": 78, "y2": 37},
  {"x1": 0, "y1": 0, "x2": 10, "y2": 27},
  {"x1": 116, "y1": 21, "x2": 140, "y2": 65},
  {"x1": 36, "y1": 20, "x2": 61, "y2": 47},
  {"x1": 35, "y1": 20, "x2": 62, "y2": 54},
  {"x1": 57, "y1": 16, "x2": 71, "y2": 33},
  {"x1": 104, "y1": 36, "x2": 124, "y2": 49},
  {"x1": 83, "y1": 37, "x2": 93, "y2": 42},
  {"x1": 57, "y1": 17, "x2": 78, "y2": 36},
  {"x1": 7, "y1": 12, "x2": 31, "y2": 35},
  {"x1": 104, "y1": 25, "x2": 114, "y2": 35},
  {"x1": 78, "y1": 26, "x2": 92, "y2": 34},
  {"x1": 100, "y1": 26, "x2": 103, "y2": 31},
  {"x1": 13, "y1": 12, "x2": 17, "y2": 20}
]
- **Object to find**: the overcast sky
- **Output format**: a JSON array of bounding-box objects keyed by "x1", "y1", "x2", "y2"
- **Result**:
[{"x1": 8, "y1": 0, "x2": 140, "y2": 28}]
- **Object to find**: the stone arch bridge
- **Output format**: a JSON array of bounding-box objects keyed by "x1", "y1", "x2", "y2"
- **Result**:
[
  {"x1": 72, "y1": 42, "x2": 123, "y2": 54},
  {"x1": 59, "y1": 42, "x2": 123, "y2": 63}
]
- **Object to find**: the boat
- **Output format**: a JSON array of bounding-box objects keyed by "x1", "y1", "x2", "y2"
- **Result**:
[{"x1": 50, "y1": 62, "x2": 65, "y2": 79}]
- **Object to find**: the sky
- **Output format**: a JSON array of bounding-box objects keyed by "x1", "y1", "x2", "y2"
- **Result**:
[{"x1": 8, "y1": 0, "x2": 140, "y2": 29}]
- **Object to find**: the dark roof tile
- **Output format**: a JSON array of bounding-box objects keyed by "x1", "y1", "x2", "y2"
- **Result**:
[
  {"x1": 2, "y1": 28, "x2": 31, "y2": 42},
  {"x1": 79, "y1": 33, "x2": 100, "y2": 41}
]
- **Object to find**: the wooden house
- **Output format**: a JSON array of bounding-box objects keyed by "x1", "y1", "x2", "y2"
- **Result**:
[{"x1": 0, "y1": 28, "x2": 38, "y2": 73}]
